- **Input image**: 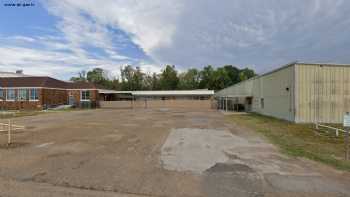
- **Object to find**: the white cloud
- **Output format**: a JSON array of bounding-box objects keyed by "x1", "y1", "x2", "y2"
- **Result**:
[
  {"x1": 0, "y1": 40, "x2": 131, "y2": 79},
  {"x1": 41, "y1": 0, "x2": 350, "y2": 74},
  {"x1": 2, "y1": 0, "x2": 350, "y2": 79},
  {"x1": 138, "y1": 62, "x2": 163, "y2": 74},
  {"x1": 8, "y1": 36, "x2": 36, "y2": 43}
]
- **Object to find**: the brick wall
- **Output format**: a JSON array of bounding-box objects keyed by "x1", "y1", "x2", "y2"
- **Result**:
[
  {"x1": 67, "y1": 89, "x2": 99, "y2": 108},
  {"x1": 0, "y1": 89, "x2": 43, "y2": 110},
  {"x1": 0, "y1": 88, "x2": 100, "y2": 110},
  {"x1": 41, "y1": 89, "x2": 68, "y2": 108}
]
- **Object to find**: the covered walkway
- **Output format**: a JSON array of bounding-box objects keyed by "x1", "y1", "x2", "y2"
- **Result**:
[{"x1": 216, "y1": 95, "x2": 253, "y2": 112}]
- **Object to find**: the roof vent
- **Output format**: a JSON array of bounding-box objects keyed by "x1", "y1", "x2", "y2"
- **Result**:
[{"x1": 16, "y1": 70, "x2": 23, "y2": 74}]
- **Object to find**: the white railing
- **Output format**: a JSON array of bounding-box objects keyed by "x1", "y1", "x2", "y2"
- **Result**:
[
  {"x1": 315, "y1": 123, "x2": 348, "y2": 137},
  {"x1": 0, "y1": 120, "x2": 25, "y2": 145}
]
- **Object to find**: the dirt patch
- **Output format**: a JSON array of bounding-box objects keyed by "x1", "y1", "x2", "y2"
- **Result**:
[
  {"x1": 0, "y1": 108, "x2": 349, "y2": 197},
  {"x1": 264, "y1": 173, "x2": 350, "y2": 195}
]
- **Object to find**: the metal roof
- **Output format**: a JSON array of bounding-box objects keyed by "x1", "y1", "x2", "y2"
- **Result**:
[
  {"x1": 215, "y1": 61, "x2": 350, "y2": 96},
  {"x1": 98, "y1": 90, "x2": 214, "y2": 96},
  {"x1": 132, "y1": 90, "x2": 214, "y2": 96},
  {"x1": 98, "y1": 90, "x2": 133, "y2": 94},
  {"x1": 0, "y1": 72, "x2": 32, "y2": 78},
  {"x1": 215, "y1": 95, "x2": 252, "y2": 98},
  {"x1": 0, "y1": 76, "x2": 101, "y2": 89}
]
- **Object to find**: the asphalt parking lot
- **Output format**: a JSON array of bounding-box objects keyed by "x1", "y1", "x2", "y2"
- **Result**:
[{"x1": 0, "y1": 108, "x2": 350, "y2": 197}]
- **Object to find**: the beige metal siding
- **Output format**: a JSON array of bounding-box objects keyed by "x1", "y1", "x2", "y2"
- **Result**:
[
  {"x1": 296, "y1": 64, "x2": 350, "y2": 123},
  {"x1": 252, "y1": 65, "x2": 295, "y2": 121},
  {"x1": 215, "y1": 64, "x2": 295, "y2": 121},
  {"x1": 215, "y1": 79, "x2": 254, "y2": 97}
]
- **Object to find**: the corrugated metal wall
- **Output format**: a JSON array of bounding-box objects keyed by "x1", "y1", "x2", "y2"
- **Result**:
[
  {"x1": 251, "y1": 65, "x2": 295, "y2": 121},
  {"x1": 215, "y1": 64, "x2": 295, "y2": 121},
  {"x1": 295, "y1": 64, "x2": 350, "y2": 123},
  {"x1": 215, "y1": 78, "x2": 254, "y2": 97}
]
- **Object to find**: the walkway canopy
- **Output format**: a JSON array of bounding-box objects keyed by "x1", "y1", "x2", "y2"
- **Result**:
[{"x1": 98, "y1": 90, "x2": 214, "y2": 101}]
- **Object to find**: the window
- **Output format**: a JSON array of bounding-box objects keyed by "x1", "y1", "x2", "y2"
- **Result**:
[
  {"x1": 18, "y1": 89, "x2": 27, "y2": 101},
  {"x1": 81, "y1": 90, "x2": 90, "y2": 101},
  {"x1": 29, "y1": 89, "x2": 39, "y2": 101},
  {"x1": 6, "y1": 89, "x2": 16, "y2": 101},
  {"x1": 0, "y1": 89, "x2": 4, "y2": 100},
  {"x1": 260, "y1": 98, "x2": 264, "y2": 109}
]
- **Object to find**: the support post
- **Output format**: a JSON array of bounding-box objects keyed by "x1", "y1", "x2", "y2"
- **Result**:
[
  {"x1": 225, "y1": 97, "x2": 228, "y2": 112},
  {"x1": 346, "y1": 129, "x2": 349, "y2": 160},
  {"x1": 131, "y1": 96, "x2": 134, "y2": 109},
  {"x1": 222, "y1": 97, "x2": 224, "y2": 111},
  {"x1": 7, "y1": 119, "x2": 11, "y2": 146}
]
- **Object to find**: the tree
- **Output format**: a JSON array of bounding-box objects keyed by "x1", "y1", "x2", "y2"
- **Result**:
[
  {"x1": 87, "y1": 68, "x2": 105, "y2": 84},
  {"x1": 143, "y1": 72, "x2": 160, "y2": 90},
  {"x1": 239, "y1": 68, "x2": 256, "y2": 81},
  {"x1": 212, "y1": 67, "x2": 231, "y2": 90},
  {"x1": 110, "y1": 79, "x2": 121, "y2": 90},
  {"x1": 178, "y1": 68, "x2": 200, "y2": 90},
  {"x1": 120, "y1": 65, "x2": 135, "y2": 90},
  {"x1": 69, "y1": 64, "x2": 257, "y2": 91},
  {"x1": 120, "y1": 65, "x2": 145, "y2": 90},
  {"x1": 70, "y1": 70, "x2": 87, "y2": 82},
  {"x1": 198, "y1": 65, "x2": 214, "y2": 89},
  {"x1": 159, "y1": 65, "x2": 179, "y2": 90},
  {"x1": 151, "y1": 73, "x2": 160, "y2": 90},
  {"x1": 223, "y1": 65, "x2": 240, "y2": 86},
  {"x1": 133, "y1": 67, "x2": 144, "y2": 90}
]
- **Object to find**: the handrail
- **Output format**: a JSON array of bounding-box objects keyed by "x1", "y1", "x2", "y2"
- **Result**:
[
  {"x1": 315, "y1": 123, "x2": 347, "y2": 137},
  {"x1": 0, "y1": 120, "x2": 25, "y2": 145},
  {"x1": 0, "y1": 122, "x2": 25, "y2": 131}
]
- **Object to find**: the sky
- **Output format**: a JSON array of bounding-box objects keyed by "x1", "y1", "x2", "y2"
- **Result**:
[{"x1": 1, "y1": 0, "x2": 350, "y2": 80}]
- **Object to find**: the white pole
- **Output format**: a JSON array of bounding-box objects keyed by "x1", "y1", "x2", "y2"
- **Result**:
[
  {"x1": 346, "y1": 129, "x2": 349, "y2": 160},
  {"x1": 7, "y1": 119, "x2": 11, "y2": 146},
  {"x1": 131, "y1": 96, "x2": 134, "y2": 109},
  {"x1": 336, "y1": 129, "x2": 339, "y2": 137}
]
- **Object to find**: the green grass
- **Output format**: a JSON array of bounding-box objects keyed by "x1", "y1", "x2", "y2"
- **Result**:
[{"x1": 228, "y1": 113, "x2": 350, "y2": 171}]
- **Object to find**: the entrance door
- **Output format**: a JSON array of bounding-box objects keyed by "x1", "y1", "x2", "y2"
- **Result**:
[
  {"x1": 245, "y1": 97, "x2": 253, "y2": 112},
  {"x1": 68, "y1": 95, "x2": 75, "y2": 106}
]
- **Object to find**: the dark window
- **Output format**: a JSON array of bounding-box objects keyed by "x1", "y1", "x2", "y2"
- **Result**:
[
  {"x1": 81, "y1": 90, "x2": 91, "y2": 101},
  {"x1": 260, "y1": 98, "x2": 264, "y2": 109},
  {"x1": 18, "y1": 89, "x2": 28, "y2": 101},
  {"x1": 0, "y1": 89, "x2": 4, "y2": 100},
  {"x1": 6, "y1": 89, "x2": 16, "y2": 101},
  {"x1": 29, "y1": 89, "x2": 39, "y2": 101}
]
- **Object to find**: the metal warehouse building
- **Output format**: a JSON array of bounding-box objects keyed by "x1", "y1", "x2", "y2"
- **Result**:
[{"x1": 215, "y1": 62, "x2": 350, "y2": 123}]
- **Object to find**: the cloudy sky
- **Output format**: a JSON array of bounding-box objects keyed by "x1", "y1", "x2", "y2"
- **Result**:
[{"x1": 1, "y1": 0, "x2": 350, "y2": 80}]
